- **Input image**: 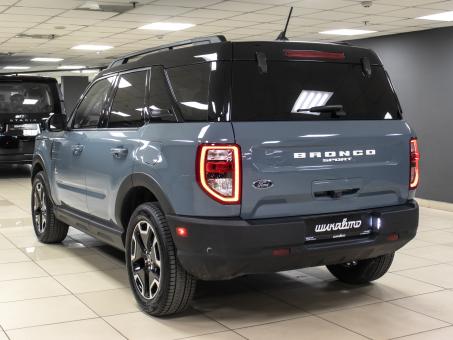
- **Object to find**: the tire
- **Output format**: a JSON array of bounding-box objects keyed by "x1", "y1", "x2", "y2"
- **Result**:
[
  {"x1": 326, "y1": 253, "x2": 395, "y2": 284},
  {"x1": 125, "y1": 202, "x2": 197, "y2": 316},
  {"x1": 31, "y1": 171, "x2": 69, "y2": 243}
]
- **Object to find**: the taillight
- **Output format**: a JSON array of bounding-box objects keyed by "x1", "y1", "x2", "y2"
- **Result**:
[
  {"x1": 196, "y1": 144, "x2": 241, "y2": 204},
  {"x1": 410, "y1": 138, "x2": 420, "y2": 189}
]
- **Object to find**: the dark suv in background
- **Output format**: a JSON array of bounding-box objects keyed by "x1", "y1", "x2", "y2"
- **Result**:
[
  {"x1": 32, "y1": 36, "x2": 419, "y2": 316},
  {"x1": 0, "y1": 76, "x2": 62, "y2": 164}
]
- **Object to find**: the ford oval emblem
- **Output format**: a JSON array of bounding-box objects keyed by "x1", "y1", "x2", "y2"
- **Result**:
[{"x1": 253, "y1": 179, "x2": 273, "y2": 189}]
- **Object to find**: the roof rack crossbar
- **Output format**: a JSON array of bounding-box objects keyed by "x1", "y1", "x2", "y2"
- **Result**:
[{"x1": 108, "y1": 35, "x2": 227, "y2": 68}]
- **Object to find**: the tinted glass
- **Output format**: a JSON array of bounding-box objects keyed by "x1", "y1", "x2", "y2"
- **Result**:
[
  {"x1": 166, "y1": 63, "x2": 210, "y2": 121},
  {"x1": 232, "y1": 61, "x2": 401, "y2": 121},
  {"x1": 73, "y1": 77, "x2": 113, "y2": 129},
  {"x1": 0, "y1": 82, "x2": 53, "y2": 114},
  {"x1": 148, "y1": 67, "x2": 177, "y2": 122},
  {"x1": 109, "y1": 71, "x2": 147, "y2": 128}
]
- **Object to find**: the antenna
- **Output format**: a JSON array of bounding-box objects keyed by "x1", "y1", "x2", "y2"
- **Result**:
[{"x1": 276, "y1": 6, "x2": 293, "y2": 41}]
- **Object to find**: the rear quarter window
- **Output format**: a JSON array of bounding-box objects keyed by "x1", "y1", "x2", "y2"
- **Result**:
[{"x1": 166, "y1": 63, "x2": 211, "y2": 122}]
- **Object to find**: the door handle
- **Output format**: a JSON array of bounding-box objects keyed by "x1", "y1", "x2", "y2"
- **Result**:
[
  {"x1": 71, "y1": 144, "x2": 84, "y2": 156},
  {"x1": 110, "y1": 147, "x2": 128, "y2": 159}
]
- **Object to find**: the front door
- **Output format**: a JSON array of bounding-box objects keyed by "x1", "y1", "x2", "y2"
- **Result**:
[
  {"x1": 52, "y1": 130, "x2": 87, "y2": 211},
  {"x1": 54, "y1": 75, "x2": 116, "y2": 213}
]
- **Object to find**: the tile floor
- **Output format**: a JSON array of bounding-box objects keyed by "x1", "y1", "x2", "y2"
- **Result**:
[{"x1": 1, "y1": 165, "x2": 453, "y2": 339}]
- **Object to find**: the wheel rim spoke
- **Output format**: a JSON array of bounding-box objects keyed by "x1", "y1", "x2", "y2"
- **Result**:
[
  {"x1": 151, "y1": 237, "x2": 161, "y2": 268},
  {"x1": 134, "y1": 225, "x2": 148, "y2": 253}
]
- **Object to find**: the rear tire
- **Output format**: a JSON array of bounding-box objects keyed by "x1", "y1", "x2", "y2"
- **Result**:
[
  {"x1": 326, "y1": 253, "x2": 394, "y2": 284},
  {"x1": 31, "y1": 172, "x2": 68, "y2": 243},
  {"x1": 125, "y1": 202, "x2": 197, "y2": 316}
]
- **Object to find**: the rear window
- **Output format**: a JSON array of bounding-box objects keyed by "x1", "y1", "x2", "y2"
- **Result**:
[
  {"x1": 0, "y1": 82, "x2": 54, "y2": 114},
  {"x1": 232, "y1": 61, "x2": 401, "y2": 121}
]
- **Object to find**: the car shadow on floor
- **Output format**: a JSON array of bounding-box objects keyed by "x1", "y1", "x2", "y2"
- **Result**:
[{"x1": 91, "y1": 240, "x2": 372, "y2": 317}]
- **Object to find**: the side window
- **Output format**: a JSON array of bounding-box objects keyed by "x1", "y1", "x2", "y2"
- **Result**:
[
  {"x1": 166, "y1": 63, "x2": 211, "y2": 121},
  {"x1": 109, "y1": 70, "x2": 147, "y2": 128},
  {"x1": 73, "y1": 77, "x2": 113, "y2": 129},
  {"x1": 148, "y1": 66, "x2": 177, "y2": 122}
]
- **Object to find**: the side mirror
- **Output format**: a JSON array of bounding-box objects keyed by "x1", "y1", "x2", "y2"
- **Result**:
[
  {"x1": 46, "y1": 114, "x2": 66, "y2": 132},
  {"x1": 149, "y1": 107, "x2": 176, "y2": 121}
]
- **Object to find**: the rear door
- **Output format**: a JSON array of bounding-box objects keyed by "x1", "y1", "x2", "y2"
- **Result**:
[
  {"x1": 84, "y1": 69, "x2": 149, "y2": 221},
  {"x1": 231, "y1": 57, "x2": 413, "y2": 220}
]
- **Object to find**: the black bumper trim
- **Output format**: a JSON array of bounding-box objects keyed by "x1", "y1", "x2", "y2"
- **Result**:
[
  {"x1": 167, "y1": 201, "x2": 419, "y2": 280},
  {"x1": 0, "y1": 154, "x2": 33, "y2": 164}
]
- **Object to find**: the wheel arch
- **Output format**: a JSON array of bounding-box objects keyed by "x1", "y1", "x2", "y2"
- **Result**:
[
  {"x1": 115, "y1": 173, "x2": 175, "y2": 233},
  {"x1": 31, "y1": 155, "x2": 45, "y2": 182}
]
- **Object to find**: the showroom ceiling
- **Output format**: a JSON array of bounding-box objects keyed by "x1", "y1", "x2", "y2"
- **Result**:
[{"x1": 1, "y1": 0, "x2": 453, "y2": 71}]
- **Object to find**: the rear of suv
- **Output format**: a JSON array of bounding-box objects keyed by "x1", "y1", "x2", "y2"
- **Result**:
[
  {"x1": 0, "y1": 76, "x2": 62, "y2": 164},
  {"x1": 32, "y1": 36, "x2": 419, "y2": 316}
]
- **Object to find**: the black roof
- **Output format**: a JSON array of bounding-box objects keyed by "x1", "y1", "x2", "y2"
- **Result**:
[{"x1": 96, "y1": 35, "x2": 382, "y2": 81}]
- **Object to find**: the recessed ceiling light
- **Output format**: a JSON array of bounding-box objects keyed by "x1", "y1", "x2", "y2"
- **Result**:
[
  {"x1": 31, "y1": 57, "x2": 64, "y2": 62},
  {"x1": 319, "y1": 29, "x2": 376, "y2": 36},
  {"x1": 58, "y1": 65, "x2": 85, "y2": 69},
  {"x1": 417, "y1": 11, "x2": 453, "y2": 21},
  {"x1": 71, "y1": 44, "x2": 113, "y2": 51},
  {"x1": 3, "y1": 66, "x2": 30, "y2": 70},
  {"x1": 138, "y1": 22, "x2": 195, "y2": 31}
]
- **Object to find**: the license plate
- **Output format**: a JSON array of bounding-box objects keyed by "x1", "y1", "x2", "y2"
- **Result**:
[
  {"x1": 305, "y1": 214, "x2": 372, "y2": 242},
  {"x1": 6, "y1": 124, "x2": 40, "y2": 136}
]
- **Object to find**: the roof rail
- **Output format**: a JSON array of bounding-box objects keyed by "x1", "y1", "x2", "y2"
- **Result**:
[
  {"x1": 334, "y1": 41, "x2": 351, "y2": 46},
  {"x1": 107, "y1": 35, "x2": 227, "y2": 68}
]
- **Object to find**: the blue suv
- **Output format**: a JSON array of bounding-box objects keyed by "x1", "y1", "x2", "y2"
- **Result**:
[{"x1": 31, "y1": 36, "x2": 420, "y2": 316}]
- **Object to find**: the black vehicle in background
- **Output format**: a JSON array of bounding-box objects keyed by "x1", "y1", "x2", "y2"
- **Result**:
[{"x1": 0, "y1": 76, "x2": 63, "y2": 164}]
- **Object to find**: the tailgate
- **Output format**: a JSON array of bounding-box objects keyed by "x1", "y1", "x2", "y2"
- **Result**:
[{"x1": 234, "y1": 120, "x2": 412, "y2": 219}]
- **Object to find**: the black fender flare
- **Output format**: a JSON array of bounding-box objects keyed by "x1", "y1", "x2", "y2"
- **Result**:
[
  {"x1": 31, "y1": 155, "x2": 46, "y2": 181},
  {"x1": 115, "y1": 172, "x2": 175, "y2": 228}
]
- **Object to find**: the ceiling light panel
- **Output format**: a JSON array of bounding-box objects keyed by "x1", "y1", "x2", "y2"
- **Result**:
[
  {"x1": 58, "y1": 65, "x2": 85, "y2": 69},
  {"x1": 138, "y1": 22, "x2": 195, "y2": 31},
  {"x1": 417, "y1": 11, "x2": 453, "y2": 21},
  {"x1": 319, "y1": 29, "x2": 377, "y2": 36},
  {"x1": 3, "y1": 66, "x2": 30, "y2": 69},
  {"x1": 71, "y1": 44, "x2": 113, "y2": 51},
  {"x1": 31, "y1": 57, "x2": 63, "y2": 62}
]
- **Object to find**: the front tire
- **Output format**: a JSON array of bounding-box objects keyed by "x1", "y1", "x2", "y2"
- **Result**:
[
  {"x1": 125, "y1": 202, "x2": 196, "y2": 316},
  {"x1": 326, "y1": 253, "x2": 394, "y2": 284},
  {"x1": 31, "y1": 172, "x2": 69, "y2": 243}
]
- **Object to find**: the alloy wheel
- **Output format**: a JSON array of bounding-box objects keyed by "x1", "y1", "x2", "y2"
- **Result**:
[
  {"x1": 33, "y1": 182, "x2": 47, "y2": 233},
  {"x1": 130, "y1": 220, "x2": 162, "y2": 300}
]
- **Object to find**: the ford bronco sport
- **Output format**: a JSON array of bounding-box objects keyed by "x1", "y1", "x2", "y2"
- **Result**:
[
  {"x1": 31, "y1": 36, "x2": 420, "y2": 316},
  {"x1": 0, "y1": 76, "x2": 62, "y2": 164}
]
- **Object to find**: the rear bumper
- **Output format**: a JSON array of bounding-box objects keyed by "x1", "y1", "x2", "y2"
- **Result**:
[
  {"x1": 0, "y1": 153, "x2": 33, "y2": 164},
  {"x1": 167, "y1": 201, "x2": 419, "y2": 280},
  {"x1": 0, "y1": 135, "x2": 34, "y2": 164}
]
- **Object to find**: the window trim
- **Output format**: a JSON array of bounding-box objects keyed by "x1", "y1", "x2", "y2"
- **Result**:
[
  {"x1": 105, "y1": 67, "x2": 151, "y2": 129},
  {"x1": 68, "y1": 74, "x2": 118, "y2": 131}
]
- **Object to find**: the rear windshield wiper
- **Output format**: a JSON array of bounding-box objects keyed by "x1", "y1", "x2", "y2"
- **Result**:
[{"x1": 298, "y1": 105, "x2": 346, "y2": 117}]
